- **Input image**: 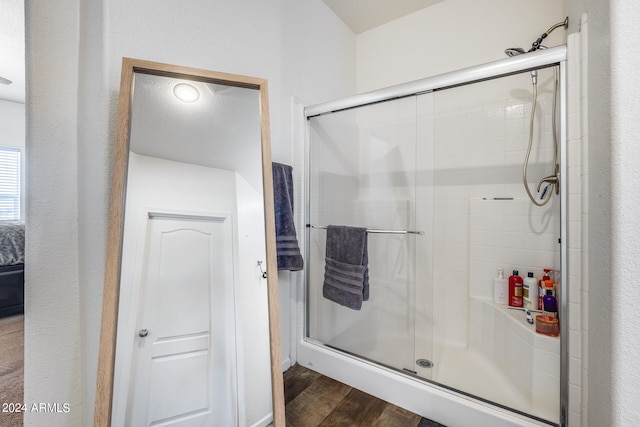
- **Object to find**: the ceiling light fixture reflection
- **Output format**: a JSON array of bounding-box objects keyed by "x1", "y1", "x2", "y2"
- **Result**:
[{"x1": 173, "y1": 83, "x2": 200, "y2": 103}]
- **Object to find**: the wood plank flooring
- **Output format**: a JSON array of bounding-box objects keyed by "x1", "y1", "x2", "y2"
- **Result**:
[
  {"x1": 284, "y1": 363, "x2": 446, "y2": 427},
  {"x1": 0, "y1": 316, "x2": 446, "y2": 427},
  {"x1": 0, "y1": 314, "x2": 24, "y2": 427}
]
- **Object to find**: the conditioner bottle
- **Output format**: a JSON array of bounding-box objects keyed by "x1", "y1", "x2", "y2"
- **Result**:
[
  {"x1": 523, "y1": 272, "x2": 537, "y2": 310},
  {"x1": 494, "y1": 268, "x2": 508, "y2": 305}
]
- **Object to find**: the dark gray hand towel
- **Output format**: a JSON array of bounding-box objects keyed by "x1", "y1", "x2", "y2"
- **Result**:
[
  {"x1": 272, "y1": 162, "x2": 304, "y2": 271},
  {"x1": 323, "y1": 225, "x2": 369, "y2": 310}
]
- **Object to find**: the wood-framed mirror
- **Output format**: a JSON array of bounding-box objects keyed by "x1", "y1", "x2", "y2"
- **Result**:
[{"x1": 94, "y1": 58, "x2": 285, "y2": 426}]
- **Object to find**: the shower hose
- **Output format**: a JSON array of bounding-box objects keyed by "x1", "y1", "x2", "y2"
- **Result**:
[{"x1": 523, "y1": 68, "x2": 559, "y2": 207}]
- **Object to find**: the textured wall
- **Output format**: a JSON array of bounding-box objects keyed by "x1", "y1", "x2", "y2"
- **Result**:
[
  {"x1": 25, "y1": 0, "x2": 83, "y2": 425},
  {"x1": 589, "y1": 0, "x2": 640, "y2": 425}
]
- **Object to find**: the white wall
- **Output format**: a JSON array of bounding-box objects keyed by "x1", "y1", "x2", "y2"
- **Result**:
[
  {"x1": 0, "y1": 99, "x2": 25, "y2": 218},
  {"x1": 25, "y1": 1, "x2": 356, "y2": 426},
  {"x1": 25, "y1": 1, "x2": 82, "y2": 425},
  {"x1": 585, "y1": 0, "x2": 611, "y2": 425},
  {"x1": 587, "y1": 0, "x2": 640, "y2": 426},
  {"x1": 0, "y1": 100, "x2": 25, "y2": 150},
  {"x1": 607, "y1": 2, "x2": 640, "y2": 423},
  {"x1": 356, "y1": 0, "x2": 565, "y2": 93},
  {"x1": 564, "y1": 0, "x2": 587, "y2": 33}
]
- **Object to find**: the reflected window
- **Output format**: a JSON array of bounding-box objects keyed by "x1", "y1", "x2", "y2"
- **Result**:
[{"x1": 0, "y1": 146, "x2": 21, "y2": 220}]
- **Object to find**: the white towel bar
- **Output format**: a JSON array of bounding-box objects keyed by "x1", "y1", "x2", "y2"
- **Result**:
[{"x1": 307, "y1": 224, "x2": 424, "y2": 235}]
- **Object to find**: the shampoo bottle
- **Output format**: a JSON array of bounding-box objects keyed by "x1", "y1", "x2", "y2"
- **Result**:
[
  {"x1": 508, "y1": 270, "x2": 523, "y2": 308},
  {"x1": 494, "y1": 268, "x2": 508, "y2": 304},
  {"x1": 523, "y1": 272, "x2": 537, "y2": 310}
]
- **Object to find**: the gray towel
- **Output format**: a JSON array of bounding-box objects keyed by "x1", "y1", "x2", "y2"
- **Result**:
[
  {"x1": 272, "y1": 162, "x2": 304, "y2": 271},
  {"x1": 323, "y1": 225, "x2": 369, "y2": 310}
]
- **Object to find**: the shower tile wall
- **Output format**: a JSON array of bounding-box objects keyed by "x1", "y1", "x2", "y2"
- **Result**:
[
  {"x1": 467, "y1": 199, "x2": 560, "y2": 420},
  {"x1": 425, "y1": 70, "x2": 563, "y2": 424},
  {"x1": 579, "y1": 16, "x2": 589, "y2": 426},
  {"x1": 566, "y1": 20, "x2": 589, "y2": 427},
  {"x1": 430, "y1": 70, "x2": 560, "y2": 349},
  {"x1": 468, "y1": 198, "x2": 557, "y2": 300},
  {"x1": 467, "y1": 297, "x2": 560, "y2": 420}
]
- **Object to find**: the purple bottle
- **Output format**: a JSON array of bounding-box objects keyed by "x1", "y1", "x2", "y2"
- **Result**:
[{"x1": 543, "y1": 289, "x2": 558, "y2": 318}]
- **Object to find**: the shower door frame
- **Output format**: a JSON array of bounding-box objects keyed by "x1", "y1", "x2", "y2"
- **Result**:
[{"x1": 301, "y1": 45, "x2": 568, "y2": 427}]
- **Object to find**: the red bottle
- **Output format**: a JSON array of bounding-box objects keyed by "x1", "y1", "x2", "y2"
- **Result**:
[{"x1": 508, "y1": 270, "x2": 523, "y2": 308}]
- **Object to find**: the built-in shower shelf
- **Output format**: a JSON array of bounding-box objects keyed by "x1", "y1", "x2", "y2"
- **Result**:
[
  {"x1": 500, "y1": 304, "x2": 559, "y2": 339},
  {"x1": 472, "y1": 297, "x2": 559, "y2": 341},
  {"x1": 469, "y1": 296, "x2": 561, "y2": 410}
]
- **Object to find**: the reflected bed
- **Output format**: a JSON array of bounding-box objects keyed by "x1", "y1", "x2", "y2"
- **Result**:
[{"x1": 0, "y1": 221, "x2": 25, "y2": 318}]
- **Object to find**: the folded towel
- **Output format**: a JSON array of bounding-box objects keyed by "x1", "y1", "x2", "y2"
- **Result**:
[
  {"x1": 323, "y1": 225, "x2": 369, "y2": 310},
  {"x1": 272, "y1": 162, "x2": 304, "y2": 271}
]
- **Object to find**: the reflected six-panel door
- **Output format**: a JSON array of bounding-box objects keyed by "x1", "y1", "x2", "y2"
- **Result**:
[{"x1": 126, "y1": 213, "x2": 235, "y2": 426}]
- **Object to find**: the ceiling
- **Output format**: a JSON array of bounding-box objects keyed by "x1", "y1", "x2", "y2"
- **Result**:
[
  {"x1": 0, "y1": 0, "x2": 25, "y2": 104},
  {"x1": 130, "y1": 73, "x2": 264, "y2": 191},
  {"x1": 322, "y1": 0, "x2": 445, "y2": 34}
]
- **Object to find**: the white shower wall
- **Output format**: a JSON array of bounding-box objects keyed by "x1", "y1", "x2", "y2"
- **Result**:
[{"x1": 423, "y1": 70, "x2": 560, "y2": 351}]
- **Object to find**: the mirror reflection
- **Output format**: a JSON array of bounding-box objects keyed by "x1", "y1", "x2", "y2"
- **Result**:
[{"x1": 95, "y1": 61, "x2": 284, "y2": 426}]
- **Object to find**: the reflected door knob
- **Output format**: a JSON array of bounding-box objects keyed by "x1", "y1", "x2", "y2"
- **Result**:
[{"x1": 138, "y1": 329, "x2": 149, "y2": 338}]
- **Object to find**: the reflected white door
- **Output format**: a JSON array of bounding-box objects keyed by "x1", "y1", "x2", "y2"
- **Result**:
[{"x1": 126, "y1": 213, "x2": 237, "y2": 426}]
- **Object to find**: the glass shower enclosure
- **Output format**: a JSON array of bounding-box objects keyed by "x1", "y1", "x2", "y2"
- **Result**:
[{"x1": 304, "y1": 52, "x2": 566, "y2": 426}]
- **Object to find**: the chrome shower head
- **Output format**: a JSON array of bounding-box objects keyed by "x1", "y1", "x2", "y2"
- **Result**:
[
  {"x1": 505, "y1": 16, "x2": 569, "y2": 57},
  {"x1": 504, "y1": 47, "x2": 526, "y2": 57},
  {"x1": 504, "y1": 47, "x2": 538, "y2": 84}
]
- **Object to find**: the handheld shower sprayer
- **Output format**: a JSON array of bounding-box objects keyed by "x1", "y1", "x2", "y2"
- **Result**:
[
  {"x1": 504, "y1": 48, "x2": 538, "y2": 84},
  {"x1": 504, "y1": 47, "x2": 526, "y2": 57},
  {"x1": 503, "y1": 17, "x2": 568, "y2": 206}
]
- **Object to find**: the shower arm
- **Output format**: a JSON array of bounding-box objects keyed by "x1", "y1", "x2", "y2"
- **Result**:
[{"x1": 529, "y1": 17, "x2": 569, "y2": 52}]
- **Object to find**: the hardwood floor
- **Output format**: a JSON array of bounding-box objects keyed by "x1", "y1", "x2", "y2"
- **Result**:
[
  {"x1": 284, "y1": 364, "x2": 446, "y2": 427},
  {"x1": 0, "y1": 314, "x2": 24, "y2": 427}
]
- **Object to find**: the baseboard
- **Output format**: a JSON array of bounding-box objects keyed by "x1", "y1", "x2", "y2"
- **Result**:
[
  {"x1": 282, "y1": 357, "x2": 292, "y2": 372},
  {"x1": 250, "y1": 412, "x2": 273, "y2": 427}
]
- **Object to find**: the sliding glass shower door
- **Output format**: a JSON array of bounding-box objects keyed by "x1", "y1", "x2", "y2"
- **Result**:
[
  {"x1": 306, "y1": 94, "x2": 434, "y2": 377},
  {"x1": 306, "y1": 67, "x2": 563, "y2": 425}
]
